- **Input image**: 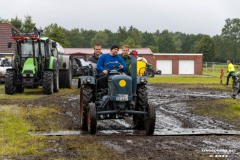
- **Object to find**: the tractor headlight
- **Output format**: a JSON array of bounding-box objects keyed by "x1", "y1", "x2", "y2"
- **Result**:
[
  {"x1": 86, "y1": 77, "x2": 91, "y2": 83},
  {"x1": 140, "y1": 77, "x2": 146, "y2": 83}
]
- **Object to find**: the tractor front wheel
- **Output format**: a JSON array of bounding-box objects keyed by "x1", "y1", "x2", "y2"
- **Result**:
[
  {"x1": 80, "y1": 85, "x2": 94, "y2": 130},
  {"x1": 133, "y1": 85, "x2": 148, "y2": 130},
  {"x1": 53, "y1": 69, "x2": 59, "y2": 92},
  {"x1": 145, "y1": 102, "x2": 156, "y2": 135},
  {"x1": 43, "y1": 71, "x2": 53, "y2": 95},
  {"x1": 87, "y1": 103, "x2": 97, "y2": 134},
  {"x1": 16, "y1": 85, "x2": 24, "y2": 93},
  {"x1": 5, "y1": 70, "x2": 16, "y2": 94}
]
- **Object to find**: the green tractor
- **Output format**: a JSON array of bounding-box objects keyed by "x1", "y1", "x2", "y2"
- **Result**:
[
  {"x1": 5, "y1": 28, "x2": 72, "y2": 95},
  {"x1": 79, "y1": 50, "x2": 156, "y2": 135},
  {"x1": 144, "y1": 63, "x2": 155, "y2": 77}
]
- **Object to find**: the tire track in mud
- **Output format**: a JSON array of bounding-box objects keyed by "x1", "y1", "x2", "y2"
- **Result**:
[
  {"x1": 95, "y1": 85, "x2": 238, "y2": 135},
  {"x1": 95, "y1": 84, "x2": 240, "y2": 160},
  {"x1": 148, "y1": 85, "x2": 239, "y2": 134}
]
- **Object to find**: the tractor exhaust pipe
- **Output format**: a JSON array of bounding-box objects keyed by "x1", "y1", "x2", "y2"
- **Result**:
[{"x1": 130, "y1": 50, "x2": 138, "y2": 103}]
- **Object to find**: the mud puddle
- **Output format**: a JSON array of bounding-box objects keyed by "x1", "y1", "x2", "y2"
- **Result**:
[{"x1": 2, "y1": 81, "x2": 240, "y2": 159}]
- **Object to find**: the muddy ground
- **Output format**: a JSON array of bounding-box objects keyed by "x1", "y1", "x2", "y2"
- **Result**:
[{"x1": 1, "y1": 81, "x2": 240, "y2": 160}]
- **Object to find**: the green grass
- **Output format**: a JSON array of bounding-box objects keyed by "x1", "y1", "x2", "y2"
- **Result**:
[
  {"x1": 149, "y1": 75, "x2": 220, "y2": 84},
  {"x1": 0, "y1": 105, "x2": 44, "y2": 156},
  {"x1": 192, "y1": 99, "x2": 240, "y2": 127},
  {"x1": 0, "y1": 85, "x2": 79, "y2": 100}
]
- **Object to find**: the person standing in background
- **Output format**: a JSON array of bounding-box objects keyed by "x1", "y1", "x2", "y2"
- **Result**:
[
  {"x1": 88, "y1": 44, "x2": 102, "y2": 63},
  {"x1": 220, "y1": 69, "x2": 224, "y2": 84},
  {"x1": 121, "y1": 45, "x2": 131, "y2": 75}
]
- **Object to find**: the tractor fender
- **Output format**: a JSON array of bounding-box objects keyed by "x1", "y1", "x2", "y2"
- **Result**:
[
  {"x1": 79, "y1": 76, "x2": 95, "y2": 85},
  {"x1": 58, "y1": 55, "x2": 71, "y2": 70},
  {"x1": 49, "y1": 56, "x2": 58, "y2": 71},
  {"x1": 137, "y1": 76, "x2": 148, "y2": 85}
]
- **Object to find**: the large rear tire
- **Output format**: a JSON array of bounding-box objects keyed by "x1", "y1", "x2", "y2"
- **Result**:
[
  {"x1": 87, "y1": 103, "x2": 97, "y2": 134},
  {"x1": 145, "y1": 103, "x2": 156, "y2": 135},
  {"x1": 5, "y1": 70, "x2": 17, "y2": 95},
  {"x1": 59, "y1": 61, "x2": 72, "y2": 88},
  {"x1": 145, "y1": 69, "x2": 155, "y2": 77},
  {"x1": 53, "y1": 69, "x2": 59, "y2": 92},
  {"x1": 80, "y1": 85, "x2": 94, "y2": 130},
  {"x1": 42, "y1": 71, "x2": 53, "y2": 95},
  {"x1": 59, "y1": 70, "x2": 72, "y2": 88},
  {"x1": 16, "y1": 85, "x2": 24, "y2": 93},
  {"x1": 133, "y1": 85, "x2": 148, "y2": 130}
]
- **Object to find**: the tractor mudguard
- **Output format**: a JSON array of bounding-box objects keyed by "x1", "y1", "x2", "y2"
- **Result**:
[
  {"x1": 48, "y1": 56, "x2": 58, "y2": 71},
  {"x1": 48, "y1": 56, "x2": 54, "y2": 70},
  {"x1": 80, "y1": 76, "x2": 95, "y2": 85},
  {"x1": 137, "y1": 76, "x2": 148, "y2": 84},
  {"x1": 58, "y1": 55, "x2": 71, "y2": 70}
]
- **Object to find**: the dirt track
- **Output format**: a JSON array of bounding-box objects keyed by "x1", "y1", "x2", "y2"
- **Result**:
[{"x1": 1, "y1": 82, "x2": 240, "y2": 159}]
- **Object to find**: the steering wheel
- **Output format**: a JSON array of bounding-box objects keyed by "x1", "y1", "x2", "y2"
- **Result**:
[{"x1": 104, "y1": 62, "x2": 122, "y2": 71}]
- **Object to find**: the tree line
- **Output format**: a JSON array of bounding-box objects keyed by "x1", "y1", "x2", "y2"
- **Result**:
[{"x1": 1, "y1": 16, "x2": 240, "y2": 63}]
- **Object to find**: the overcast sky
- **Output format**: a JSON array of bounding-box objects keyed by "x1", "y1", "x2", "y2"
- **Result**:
[{"x1": 0, "y1": 0, "x2": 239, "y2": 36}]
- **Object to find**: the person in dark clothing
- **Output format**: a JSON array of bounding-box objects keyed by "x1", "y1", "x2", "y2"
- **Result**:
[
  {"x1": 88, "y1": 44, "x2": 102, "y2": 63},
  {"x1": 121, "y1": 45, "x2": 131, "y2": 75}
]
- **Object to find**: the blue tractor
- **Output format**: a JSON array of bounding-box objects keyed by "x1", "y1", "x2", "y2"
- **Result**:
[{"x1": 79, "y1": 51, "x2": 155, "y2": 135}]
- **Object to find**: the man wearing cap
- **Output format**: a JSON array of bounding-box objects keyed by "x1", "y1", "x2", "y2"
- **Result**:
[
  {"x1": 97, "y1": 45, "x2": 126, "y2": 89},
  {"x1": 97, "y1": 45, "x2": 126, "y2": 75}
]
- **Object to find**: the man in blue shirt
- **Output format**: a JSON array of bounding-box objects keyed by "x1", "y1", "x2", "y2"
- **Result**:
[
  {"x1": 97, "y1": 45, "x2": 126, "y2": 89},
  {"x1": 97, "y1": 45, "x2": 126, "y2": 74}
]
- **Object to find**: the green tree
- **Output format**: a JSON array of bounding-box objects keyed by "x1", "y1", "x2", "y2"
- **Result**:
[
  {"x1": 141, "y1": 31, "x2": 156, "y2": 47},
  {"x1": 10, "y1": 16, "x2": 22, "y2": 31},
  {"x1": 212, "y1": 35, "x2": 226, "y2": 62},
  {"x1": 116, "y1": 26, "x2": 128, "y2": 43},
  {"x1": 44, "y1": 23, "x2": 69, "y2": 47},
  {"x1": 103, "y1": 29, "x2": 118, "y2": 47},
  {"x1": 91, "y1": 31, "x2": 108, "y2": 47},
  {"x1": 81, "y1": 29, "x2": 97, "y2": 47},
  {"x1": 65, "y1": 28, "x2": 84, "y2": 48},
  {"x1": 128, "y1": 26, "x2": 142, "y2": 47},
  {"x1": 157, "y1": 30, "x2": 175, "y2": 52},
  {"x1": 221, "y1": 18, "x2": 240, "y2": 62},
  {"x1": 193, "y1": 35, "x2": 214, "y2": 61},
  {"x1": 120, "y1": 36, "x2": 140, "y2": 48},
  {"x1": 22, "y1": 15, "x2": 36, "y2": 33}
]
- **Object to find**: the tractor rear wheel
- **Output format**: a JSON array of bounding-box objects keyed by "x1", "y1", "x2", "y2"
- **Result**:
[
  {"x1": 16, "y1": 85, "x2": 24, "y2": 93},
  {"x1": 43, "y1": 71, "x2": 53, "y2": 95},
  {"x1": 53, "y1": 69, "x2": 59, "y2": 92},
  {"x1": 5, "y1": 70, "x2": 16, "y2": 94},
  {"x1": 80, "y1": 85, "x2": 94, "y2": 130},
  {"x1": 145, "y1": 102, "x2": 156, "y2": 135},
  {"x1": 133, "y1": 85, "x2": 148, "y2": 130},
  {"x1": 145, "y1": 69, "x2": 155, "y2": 77},
  {"x1": 87, "y1": 103, "x2": 97, "y2": 134},
  {"x1": 59, "y1": 61, "x2": 72, "y2": 88}
]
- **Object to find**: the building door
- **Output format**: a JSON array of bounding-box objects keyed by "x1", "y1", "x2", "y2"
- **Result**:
[
  {"x1": 156, "y1": 60, "x2": 172, "y2": 74},
  {"x1": 179, "y1": 60, "x2": 194, "y2": 74}
]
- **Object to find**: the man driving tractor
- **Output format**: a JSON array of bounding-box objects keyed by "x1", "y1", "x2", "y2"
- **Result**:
[{"x1": 97, "y1": 45, "x2": 126, "y2": 89}]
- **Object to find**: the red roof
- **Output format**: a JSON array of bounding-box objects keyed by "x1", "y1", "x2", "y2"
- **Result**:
[{"x1": 64, "y1": 48, "x2": 153, "y2": 55}]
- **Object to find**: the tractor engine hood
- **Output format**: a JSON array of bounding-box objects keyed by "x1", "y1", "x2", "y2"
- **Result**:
[
  {"x1": 22, "y1": 58, "x2": 38, "y2": 77},
  {"x1": 108, "y1": 75, "x2": 132, "y2": 101}
]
